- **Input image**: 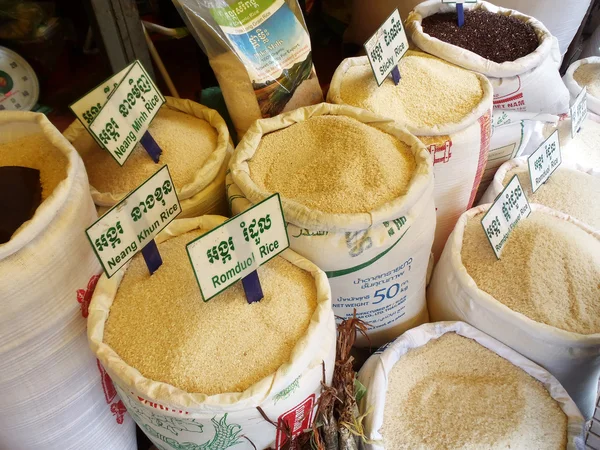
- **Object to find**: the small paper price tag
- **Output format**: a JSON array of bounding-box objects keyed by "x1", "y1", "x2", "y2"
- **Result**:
[
  {"x1": 481, "y1": 175, "x2": 531, "y2": 259},
  {"x1": 527, "y1": 129, "x2": 561, "y2": 193},
  {"x1": 186, "y1": 193, "x2": 289, "y2": 302},
  {"x1": 570, "y1": 87, "x2": 588, "y2": 137},
  {"x1": 86, "y1": 165, "x2": 181, "y2": 277},
  {"x1": 364, "y1": 9, "x2": 408, "y2": 86},
  {"x1": 71, "y1": 61, "x2": 165, "y2": 166}
]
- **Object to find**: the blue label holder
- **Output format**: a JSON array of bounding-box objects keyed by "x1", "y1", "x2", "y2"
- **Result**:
[
  {"x1": 140, "y1": 131, "x2": 162, "y2": 163},
  {"x1": 241, "y1": 270, "x2": 264, "y2": 304},
  {"x1": 457, "y1": 3, "x2": 465, "y2": 27},
  {"x1": 141, "y1": 239, "x2": 163, "y2": 275}
]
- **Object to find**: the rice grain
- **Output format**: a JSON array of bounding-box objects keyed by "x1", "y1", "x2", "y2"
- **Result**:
[
  {"x1": 382, "y1": 333, "x2": 567, "y2": 450},
  {"x1": 249, "y1": 115, "x2": 416, "y2": 214},
  {"x1": 104, "y1": 230, "x2": 318, "y2": 395}
]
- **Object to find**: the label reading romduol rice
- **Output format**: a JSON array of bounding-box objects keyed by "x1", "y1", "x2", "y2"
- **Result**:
[
  {"x1": 364, "y1": 9, "x2": 408, "y2": 86},
  {"x1": 186, "y1": 194, "x2": 289, "y2": 302},
  {"x1": 570, "y1": 87, "x2": 588, "y2": 137},
  {"x1": 528, "y1": 129, "x2": 561, "y2": 193},
  {"x1": 86, "y1": 165, "x2": 181, "y2": 277},
  {"x1": 209, "y1": 0, "x2": 316, "y2": 118},
  {"x1": 71, "y1": 60, "x2": 165, "y2": 166},
  {"x1": 481, "y1": 175, "x2": 531, "y2": 259}
]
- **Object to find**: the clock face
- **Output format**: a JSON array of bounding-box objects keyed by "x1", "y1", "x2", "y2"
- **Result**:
[{"x1": 0, "y1": 46, "x2": 39, "y2": 111}]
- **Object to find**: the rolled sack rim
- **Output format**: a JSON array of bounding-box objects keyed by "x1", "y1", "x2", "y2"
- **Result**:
[
  {"x1": 229, "y1": 102, "x2": 435, "y2": 232},
  {"x1": 406, "y1": 0, "x2": 556, "y2": 78},
  {"x1": 63, "y1": 96, "x2": 232, "y2": 206},
  {"x1": 87, "y1": 215, "x2": 335, "y2": 412},
  {"x1": 448, "y1": 203, "x2": 600, "y2": 345},
  {"x1": 0, "y1": 111, "x2": 82, "y2": 260},
  {"x1": 327, "y1": 53, "x2": 494, "y2": 137}
]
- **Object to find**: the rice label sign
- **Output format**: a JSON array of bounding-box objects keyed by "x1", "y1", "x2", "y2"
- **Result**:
[
  {"x1": 527, "y1": 130, "x2": 561, "y2": 193},
  {"x1": 186, "y1": 193, "x2": 289, "y2": 302},
  {"x1": 70, "y1": 60, "x2": 165, "y2": 166},
  {"x1": 86, "y1": 165, "x2": 181, "y2": 277},
  {"x1": 481, "y1": 175, "x2": 531, "y2": 259},
  {"x1": 570, "y1": 87, "x2": 588, "y2": 137},
  {"x1": 364, "y1": 9, "x2": 408, "y2": 86}
]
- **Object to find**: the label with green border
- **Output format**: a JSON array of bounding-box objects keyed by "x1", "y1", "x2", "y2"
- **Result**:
[
  {"x1": 186, "y1": 193, "x2": 289, "y2": 302},
  {"x1": 85, "y1": 165, "x2": 181, "y2": 278},
  {"x1": 570, "y1": 86, "x2": 588, "y2": 137},
  {"x1": 481, "y1": 174, "x2": 531, "y2": 259},
  {"x1": 527, "y1": 129, "x2": 561, "y2": 193}
]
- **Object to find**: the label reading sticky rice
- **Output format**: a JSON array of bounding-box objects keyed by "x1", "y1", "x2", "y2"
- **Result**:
[
  {"x1": 186, "y1": 193, "x2": 289, "y2": 302},
  {"x1": 86, "y1": 165, "x2": 181, "y2": 277},
  {"x1": 210, "y1": 0, "x2": 316, "y2": 118},
  {"x1": 364, "y1": 9, "x2": 408, "y2": 86},
  {"x1": 570, "y1": 86, "x2": 588, "y2": 137},
  {"x1": 481, "y1": 175, "x2": 531, "y2": 259},
  {"x1": 528, "y1": 129, "x2": 561, "y2": 193}
]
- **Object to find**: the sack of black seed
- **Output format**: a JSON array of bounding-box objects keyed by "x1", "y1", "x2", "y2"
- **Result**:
[{"x1": 407, "y1": 0, "x2": 570, "y2": 115}]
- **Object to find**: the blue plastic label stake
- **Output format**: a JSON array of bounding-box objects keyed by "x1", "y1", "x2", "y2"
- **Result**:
[
  {"x1": 391, "y1": 66, "x2": 401, "y2": 85},
  {"x1": 140, "y1": 131, "x2": 162, "y2": 163},
  {"x1": 457, "y1": 3, "x2": 465, "y2": 27},
  {"x1": 141, "y1": 239, "x2": 163, "y2": 275},
  {"x1": 241, "y1": 270, "x2": 264, "y2": 304}
]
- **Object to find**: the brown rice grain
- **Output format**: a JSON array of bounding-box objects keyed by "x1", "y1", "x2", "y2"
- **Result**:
[
  {"x1": 104, "y1": 230, "x2": 317, "y2": 395},
  {"x1": 249, "y1": 115, "x2": 416, "y2": 214},
  {"x1": 72, "y1": 107, "x2": 218, "y2": 194}
]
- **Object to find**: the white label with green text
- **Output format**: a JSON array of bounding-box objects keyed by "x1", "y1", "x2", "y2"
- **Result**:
[
  {"x1": 186, "y1": 193, "x2": 289, "y2": 302},
  {"x1": 364, "y1": 9, "x2": 408, "y2": 86},
  {"x1": 86, "y1": 165, "x2": 180, "y2": 277},
  {"x1": 88, "y1": 61, "x2": 165, "y2": 166},
  {"x1": 481, "y1": 175, "x2": 531, "y2": 259},
  {"x1": 571, "y1": 87, "x2": 588, "y2": 137},
  {"x1": 528, "y1": 129, "x2": 561, "y2": 193},
  {"x1": 69, "y1": 65, "x2": 129, "y2": 142}
]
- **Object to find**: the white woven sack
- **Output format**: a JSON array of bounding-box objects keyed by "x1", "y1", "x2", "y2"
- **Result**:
[
  {"x1": 564, "y1": 57, "x2": 600, "y2": 116},
  {"x1": 0, "y1": 112, "x2": 137, "y2": 450},
  {"x1": 228, "y1": 103, "x2": 435, "y2": 347},
  {"x1": 327, "y1": 56, "x2": 492, "y2": 260},
  {"x1": 479, "y1": 157, "x2": 600, "y2": 227},
  {"x1": 63, "y1": 96, "x2": 233, "y2": 218},
  {"x1": 428, "y1": 204, "x2": 600, "y2": 419},
  {"x1": 357, "y1": 321, "x2": 586, "y2": 450},
  {"x1": 88, "y1": 216, "x2": 337, "y2": 450},
  {"x1": 406, "y1": 0, "x2": 570, "y2": 115},
  {"x1": 475, "y1": 110, "x2": 546, "y2": 203}
]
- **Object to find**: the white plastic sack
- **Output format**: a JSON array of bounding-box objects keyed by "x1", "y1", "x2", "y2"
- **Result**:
[
  {"x1": 0, "y1": 112, "x2": 137, "y2": 449},
  {"x1": 228, "y1": 103, "x2": 436, "y2": 347},
  {"x1": 475, "y1": 110, "x2": 544, "y2": 203},
  {"x1": 406, "y1": 0, "x2": 570, "y2": 115},
  {"x1": 63, "y1": 96, "x2": 232, "y2": 218},
  {"x1": 564, "y1": 57, "x2": 600, "y2": 115},
  {"x1": 88, "y1": 216, "x2": 336, "y2": 450},
  {"x1": 493, "y1": 0, "x2": 591, "y2": 56},
  {"x1": 428, "y1": 204, "x2": 600, "y2": 419},
  {"x1": 327, "y1": 56, "x2": 492, "y2": 260},
  {"x1": 357, "y1": 321, "x2": 586, "y2": 450},
  {"x1": 480, "y1": 157, "x2": 600, "y2": 225}
]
